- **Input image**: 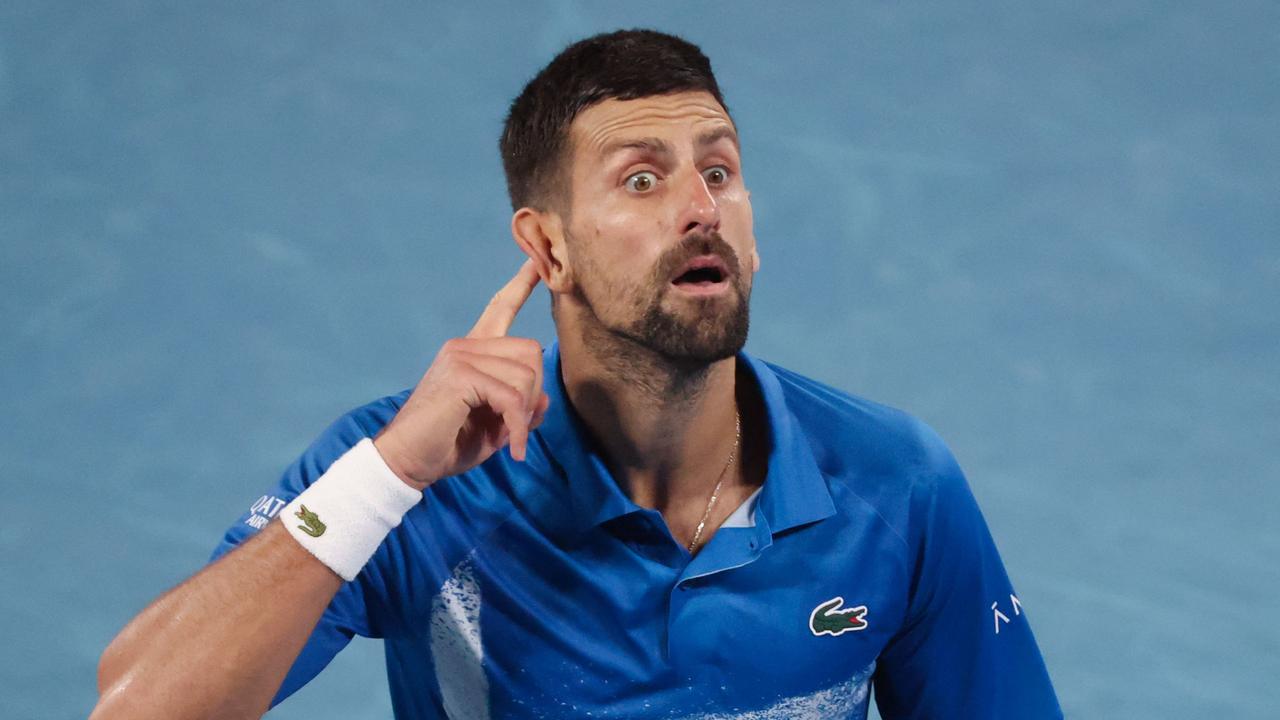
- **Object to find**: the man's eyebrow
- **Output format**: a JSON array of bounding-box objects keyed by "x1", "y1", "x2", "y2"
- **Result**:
[
  {"x1": 599, "y1": 136, "x2": 672, "y2": 160},
  {"x1": 597, "y1": 126, "x2": 739, "y2": 160},
  {"x1": 696, "y1": 126, "x2": 739, "y2": 150}
]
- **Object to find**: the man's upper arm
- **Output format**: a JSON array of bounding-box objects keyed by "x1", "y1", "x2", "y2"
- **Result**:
[
  {"x1": 872, "y1": 425, "x2": 1062, "y2": 719},
  {"x1": 208, "y1": 399, "x2": 402, "y2": 708}
]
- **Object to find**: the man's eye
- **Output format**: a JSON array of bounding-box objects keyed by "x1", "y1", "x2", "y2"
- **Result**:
[
  {"x1": 625, "y1": 171, "x2": 658, "y2": 193},
  {"x1": 703, "y1": 166, "x2": 729, "y2": 185}
]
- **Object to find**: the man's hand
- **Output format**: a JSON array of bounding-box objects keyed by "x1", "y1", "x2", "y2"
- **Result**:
[
  {"x1": 91, "y1": 261, "x2": 548, "y2": 719},
  {"x1": 374, "y1": 258, "x2": 550, "y2": 490}
]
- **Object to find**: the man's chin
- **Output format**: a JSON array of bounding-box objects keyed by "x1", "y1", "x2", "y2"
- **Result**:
[
  {"x1": 639, "y1": 309, "x2": 750, "y2": 365},
  {"x1": 575, "y1": 283, "x2": 749, "y2": 364}
]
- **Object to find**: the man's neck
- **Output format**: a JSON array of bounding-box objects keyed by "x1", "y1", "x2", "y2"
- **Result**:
[{"x1": 556, "y1": 323, "x2": 750, "y2": 516}]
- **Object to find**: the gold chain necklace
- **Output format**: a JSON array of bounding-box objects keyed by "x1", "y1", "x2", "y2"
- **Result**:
[{"x1": 687, "y1": 406, "x2": 741, "y2": 554}]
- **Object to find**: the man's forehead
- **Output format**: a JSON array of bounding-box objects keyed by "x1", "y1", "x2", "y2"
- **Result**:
[{"x1": 571, "y1": 91, "x2": 737, "y2": 156}]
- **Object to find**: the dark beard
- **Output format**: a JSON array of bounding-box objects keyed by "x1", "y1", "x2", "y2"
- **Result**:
[
  {"x1": 572, "y1": 229, "x2": 751, "y2": 374},
  {"x1": 631, "y1": 284, "x2": 750, "y2": 364}
]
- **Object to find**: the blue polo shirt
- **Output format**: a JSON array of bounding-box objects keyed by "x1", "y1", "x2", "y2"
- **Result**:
[{"x1": 213, "y1": 340, "x2": 1062, "y2": 719}]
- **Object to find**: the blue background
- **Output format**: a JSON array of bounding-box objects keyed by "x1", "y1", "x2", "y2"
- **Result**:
[{"x1": 2, "y1": 2, "x2": 1277, "y2": 718}]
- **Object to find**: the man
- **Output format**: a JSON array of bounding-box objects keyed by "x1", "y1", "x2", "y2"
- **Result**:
[{"x1": 93, "y1": 29, "x2": 1062, "y2": 719}]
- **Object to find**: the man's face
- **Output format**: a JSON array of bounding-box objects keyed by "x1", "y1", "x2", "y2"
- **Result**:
[{"x1": 559, "y1": 90, "x2": 758, "y2": 364}]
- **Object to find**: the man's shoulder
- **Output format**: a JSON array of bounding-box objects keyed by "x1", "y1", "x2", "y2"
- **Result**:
[
  {"x1": 761, "y1": 359, "x2": 972, "y2": 554},
  {"x1": 761, "y1": 358, "x2": 963, "y2": 487}
]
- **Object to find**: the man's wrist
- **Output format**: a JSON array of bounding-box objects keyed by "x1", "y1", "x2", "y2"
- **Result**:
[
  {"x1": 281, "y1": 437, "x2": 423, "y2": 581},
  {"x1": 372, "y1": 434, "x2": 437, "y2": 491}
]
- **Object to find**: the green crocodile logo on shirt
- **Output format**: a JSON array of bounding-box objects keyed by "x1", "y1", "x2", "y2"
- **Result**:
[
  {"x1": 809, "y1": 596, "x2": 869, "y2": 636},
  {"x1": 294, "y1": 505, "x2": 326, "y2": 538}
]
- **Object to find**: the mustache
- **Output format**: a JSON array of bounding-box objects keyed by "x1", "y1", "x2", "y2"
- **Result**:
[{"x1": 656, "y1": 230, "x2": 740, "y2": 282}]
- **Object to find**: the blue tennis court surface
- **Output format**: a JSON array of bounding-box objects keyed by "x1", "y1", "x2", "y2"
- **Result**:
[{"x1": 1, "y1": 3, "x2": 1276, "y2": 717}]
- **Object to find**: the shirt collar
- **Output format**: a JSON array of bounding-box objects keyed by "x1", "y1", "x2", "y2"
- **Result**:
[{"x1": 531, "y1": 339, "x2": 835, "y2": 544}]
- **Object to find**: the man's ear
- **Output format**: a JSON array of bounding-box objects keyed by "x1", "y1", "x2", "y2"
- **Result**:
[{"x1": 512, "y1": 207, "x2": 573, "y2": 294}]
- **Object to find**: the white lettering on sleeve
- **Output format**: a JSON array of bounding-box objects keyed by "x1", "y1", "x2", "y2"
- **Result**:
[
  {"x1": 992, "y1": 601, "x2": 1011, "y2": 634},
  {"x1": 243, "y1": 495, "x2": 288, "y2": 529}
]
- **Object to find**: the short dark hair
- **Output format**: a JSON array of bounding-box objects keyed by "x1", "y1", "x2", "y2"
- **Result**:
[{"x1": 499, "y1": 29, "x2": 731, "y2": 213}]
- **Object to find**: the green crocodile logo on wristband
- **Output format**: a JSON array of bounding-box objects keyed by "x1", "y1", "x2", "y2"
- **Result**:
[{"x1": 294, "y1": 505, "x2": 327, "y2": 538}]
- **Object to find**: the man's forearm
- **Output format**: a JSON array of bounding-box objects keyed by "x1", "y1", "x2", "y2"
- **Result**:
[{"x1": 91, "y1": 520, "x2": 344, "y2": 720}]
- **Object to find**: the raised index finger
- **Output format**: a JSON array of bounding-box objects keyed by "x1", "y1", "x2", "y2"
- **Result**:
[{"x1": 467, "y1": 258, "x2": 543, "y2": 338}]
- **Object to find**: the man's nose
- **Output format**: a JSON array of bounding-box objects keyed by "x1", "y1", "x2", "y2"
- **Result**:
[{"x1": 676, "y1": 168, "x2": 720, "y2": 235}]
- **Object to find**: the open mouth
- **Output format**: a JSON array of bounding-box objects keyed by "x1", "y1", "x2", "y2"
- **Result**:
[{"x1": 671, "y1": 255, "x2": 731, "y2": 294}]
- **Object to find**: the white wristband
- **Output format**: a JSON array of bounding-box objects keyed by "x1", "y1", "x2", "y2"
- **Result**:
[{"x1": 281, "y1": 437, "x2": 423, "y2": 581}]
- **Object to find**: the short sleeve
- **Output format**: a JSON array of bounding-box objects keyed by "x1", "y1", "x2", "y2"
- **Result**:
[
  {"x1": 872, "y1": 430, "x2": 1062, "y2": 719},
  {"x1": 207, "y1": 394, "x2": 406, "y2": 708}
]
